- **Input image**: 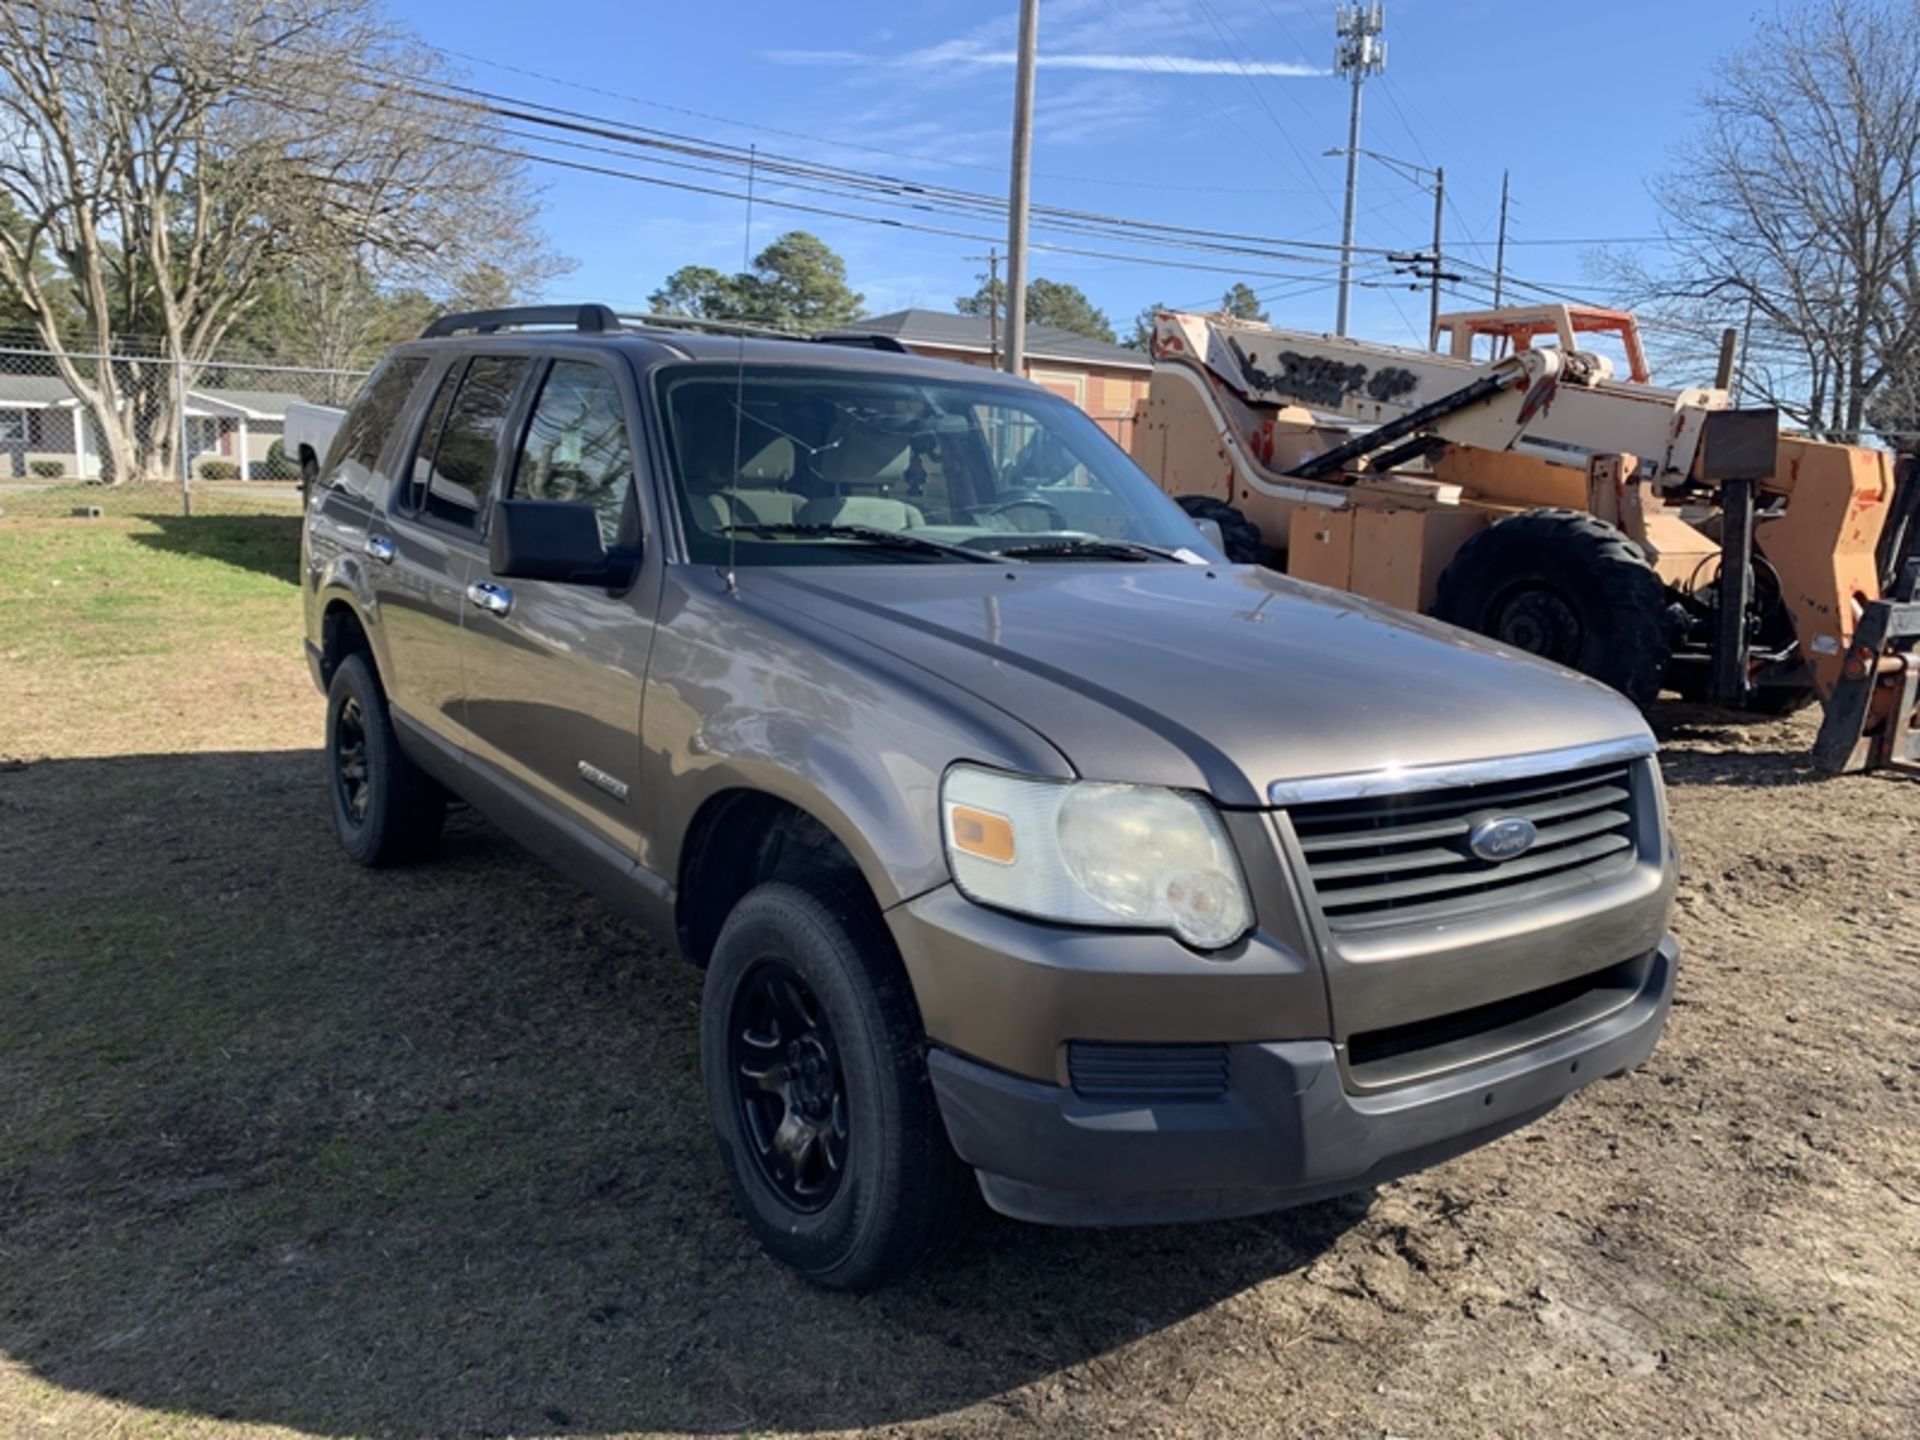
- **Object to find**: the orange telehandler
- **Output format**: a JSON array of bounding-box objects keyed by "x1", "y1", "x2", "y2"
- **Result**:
[{"x1": 1129, "y1": 306, "x2": 1920, "y2": 775}]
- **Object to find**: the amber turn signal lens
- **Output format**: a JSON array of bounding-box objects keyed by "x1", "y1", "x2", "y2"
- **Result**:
[{"x1": 948, "y1": 805, "x2": 1016, "y2": 864}]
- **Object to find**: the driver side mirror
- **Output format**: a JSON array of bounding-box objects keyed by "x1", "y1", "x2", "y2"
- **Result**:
[
  {"x1": 1191, "y1": 516, "x2": 1226, "y2": 551},
  {"x1": 489, "y1": 499, "x2": 638, "y2": 587}
]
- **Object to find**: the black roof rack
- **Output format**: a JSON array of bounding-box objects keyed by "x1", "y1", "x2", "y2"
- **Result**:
[
  {"x1": 811, "y1": 333, "x2": 912, "y2": 354},
  {"x1": 420, "y1": 304, "x2": 620, "y2": 339},
  {"x1": 620, "y1": 311, "x2": 798, "y2": 340}
]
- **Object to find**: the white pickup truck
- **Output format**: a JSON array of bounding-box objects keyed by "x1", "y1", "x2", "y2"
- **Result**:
[{"x1": 284, "y1": 400, "x2": 345, "y2": 493}]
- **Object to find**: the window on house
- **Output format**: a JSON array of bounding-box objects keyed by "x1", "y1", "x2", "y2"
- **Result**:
[{"x1": 0, "y1": 408, "x2": 26, "y2": 443}]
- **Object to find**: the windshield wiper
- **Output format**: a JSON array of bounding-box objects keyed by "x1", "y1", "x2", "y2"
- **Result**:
[
  {"x1": 992, "y1": 537, "x2": 1189, "y2": 563},
  {"x1": 717, "y1": 522, "x2": 1001, "y2": 563}
]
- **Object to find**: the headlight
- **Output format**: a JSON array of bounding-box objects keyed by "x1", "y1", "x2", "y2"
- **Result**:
[{"x1": 940, "y1": 764, "x2": 1253, "y2": 950}]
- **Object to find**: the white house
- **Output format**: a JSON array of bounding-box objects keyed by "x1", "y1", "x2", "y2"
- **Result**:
[{"x1": 0, "y1": 372, "x2": 302, "y2": 480}]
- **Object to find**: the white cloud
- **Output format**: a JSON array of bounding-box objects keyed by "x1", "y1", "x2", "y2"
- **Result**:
[{"x1": 763, "y1": 47, "x2": 1322, "y2": 78}]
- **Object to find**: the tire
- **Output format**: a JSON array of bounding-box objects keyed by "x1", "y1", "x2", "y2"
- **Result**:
[
  {"x1": 701, "y1": 877, "x2": 973, "y2": 1291},
  {"x1": 1176, "y1": 494, "x2": 1266, "y2": 564},
  {"x1": 1433, "y1": 508, "x2": 1673, "y2": 709},
  {"x1": 324, "y1": 652, "x2": 446, "y2": 866}
]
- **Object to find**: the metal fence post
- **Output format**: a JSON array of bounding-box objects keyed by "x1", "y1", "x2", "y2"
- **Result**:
[{"x1": 174, "y1": 355, "x2": 192, "y2": 517}]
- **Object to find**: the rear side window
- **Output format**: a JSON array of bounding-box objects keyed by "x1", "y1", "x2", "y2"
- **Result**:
[
  {"x1": 326, "y1": 355, "x2": 426, "y2": 493},
  {"x1": 404, "y1": 363, "x2": 464, "y2": 516},
  {"x1": 511, "y1": 361, "x2": 635, "y2": 543},
  {"x1": 410, "y1": 356, "x2": 529, "y2": 532}
]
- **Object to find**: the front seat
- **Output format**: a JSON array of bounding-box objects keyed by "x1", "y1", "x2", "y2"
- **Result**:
[{"x1": 799, "y1": 421, "x2": 925, "y2": 530}]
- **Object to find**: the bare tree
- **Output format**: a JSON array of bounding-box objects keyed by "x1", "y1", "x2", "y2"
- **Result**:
[
  {"x1": 0, "y1": 0, "x2": 565, "y2": 480},
  {"x1": 1613, "y1": 0, "x2": 1920, "y2": 443}
]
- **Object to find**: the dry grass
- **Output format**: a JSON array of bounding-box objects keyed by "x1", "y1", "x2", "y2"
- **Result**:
[{"x1": 1, "y1": 511, "x2": 1917, "y2": 1438}]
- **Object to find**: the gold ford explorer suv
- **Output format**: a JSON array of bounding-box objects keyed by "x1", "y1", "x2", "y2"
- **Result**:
[{"x1": 301, "y1": 305, "x2": 1678, "y2": 1290}]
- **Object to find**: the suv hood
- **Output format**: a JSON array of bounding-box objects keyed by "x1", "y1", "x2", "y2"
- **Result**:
[{"x1": 745, "y1": 563, "x2": 1651, "y2": 806}]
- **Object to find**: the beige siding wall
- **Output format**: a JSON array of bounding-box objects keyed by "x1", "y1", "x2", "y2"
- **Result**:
[{"x1": 900, "y1": 343, "x2": 1150, "y2": 447}]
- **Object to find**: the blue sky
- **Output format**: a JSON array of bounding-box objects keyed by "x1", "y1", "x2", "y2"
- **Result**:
[{"x1": 384, "y1": 0, "x2": 1726, "y2": 346}]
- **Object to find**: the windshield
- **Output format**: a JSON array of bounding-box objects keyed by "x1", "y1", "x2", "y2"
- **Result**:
[{"x1": 656, "y1": 364, "x2": 1209, "y2": 566}]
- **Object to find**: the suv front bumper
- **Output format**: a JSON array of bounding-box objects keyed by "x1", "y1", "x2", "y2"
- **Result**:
[{"x1": 926, "y1": 935, "x2": 1676, "y2": 1225}]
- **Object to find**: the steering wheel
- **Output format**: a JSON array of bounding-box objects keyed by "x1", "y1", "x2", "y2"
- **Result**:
[{"x1": 972, "y1": 493, "x2": 1068, "y2": 531}]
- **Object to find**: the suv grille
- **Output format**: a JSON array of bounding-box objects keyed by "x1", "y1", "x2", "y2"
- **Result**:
[{"x1": 1283, "y1": 759, "x2": 1642, "y2": 934}]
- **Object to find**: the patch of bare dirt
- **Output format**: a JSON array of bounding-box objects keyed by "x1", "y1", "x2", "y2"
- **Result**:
[{"x1": 2, "y1": 658, "x2": 1917, "y2": 1437}]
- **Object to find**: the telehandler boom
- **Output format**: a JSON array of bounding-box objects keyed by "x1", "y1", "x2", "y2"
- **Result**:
[{"x1": 1130, "y1": 306, "x2": 1920, "y2": 775}]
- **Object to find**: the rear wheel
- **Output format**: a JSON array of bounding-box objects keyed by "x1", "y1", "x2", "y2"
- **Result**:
[
  {"x1": 325, "y1": 653, "x2": 446, "y2": 866},
  {"x1": 1176, "y1": 494, "x2": 1266, "y2": 564},
  {"x1": 1433, "y1": 508, "x2": 1674, "y2": 709},
  {"x1": 701, "y1": 877, "x2": 973, "y2": 1291}
]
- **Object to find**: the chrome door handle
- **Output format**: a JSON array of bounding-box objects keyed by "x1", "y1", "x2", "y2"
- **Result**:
[
  {"x1": 364, "y1": 533, "x2": 396, "y2": 564},
  {"x1": 466, "y1": 580, "x2": 513, "y2": 617}
]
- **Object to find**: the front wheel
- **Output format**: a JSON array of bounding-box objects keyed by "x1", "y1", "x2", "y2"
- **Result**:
[{"x1": 701, "y1": 878, "x2": 973, "y2": 1291}]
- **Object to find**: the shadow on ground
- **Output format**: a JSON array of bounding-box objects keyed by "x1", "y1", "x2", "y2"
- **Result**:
[
  {"x1": 0, "y1": 749, "x2": 1359, "y2": 1437},
  {"x1": 127, "y1": 512, "x2": 303, "y2": 585}
]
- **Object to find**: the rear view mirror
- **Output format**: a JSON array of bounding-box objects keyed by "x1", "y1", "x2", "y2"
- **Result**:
[{"x1": 489, "y1": 499, "x2": 638, "y2": 587}]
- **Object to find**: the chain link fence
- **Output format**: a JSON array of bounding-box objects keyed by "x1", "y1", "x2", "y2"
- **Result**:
[{"x1": 0, "y1": 344, "x2": 368, "y2": 518}]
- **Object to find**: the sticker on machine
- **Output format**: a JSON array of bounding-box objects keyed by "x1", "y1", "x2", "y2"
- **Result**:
[{"x1": 1811, "y1": 634, "x2": 1841, "y2": 655}]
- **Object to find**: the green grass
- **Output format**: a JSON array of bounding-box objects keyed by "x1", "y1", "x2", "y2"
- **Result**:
[
  {"x1": 0, "y1": 511, "x2": 298, "y2": 660},
  {"x1": 0, "y1": 504, "x2": 308, "y2": 756},
  {"x1": 0, "y1": 480, "x2": 300, "y2": 520}
]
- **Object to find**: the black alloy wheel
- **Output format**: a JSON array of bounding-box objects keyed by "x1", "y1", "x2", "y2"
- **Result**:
[
  {"x1": 322, "y1": 652, "x2": 446, "y2": 866},
  {"x1": 332, "y1": 693, "x2": 372, "y2": 827},
  {"x1": 700, "y1": 877, "x2": 974, "y2": 1289},
  {"x1": 729, "y1": 960, "x2": 850, "y2": 1212}
]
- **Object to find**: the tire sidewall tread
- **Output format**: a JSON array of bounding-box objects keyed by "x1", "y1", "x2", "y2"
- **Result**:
[{"x1": 1433, "y1": 507, "x2": 1672, "y2": 708}]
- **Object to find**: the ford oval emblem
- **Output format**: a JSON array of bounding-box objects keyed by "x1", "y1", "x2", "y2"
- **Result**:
[{"x1": 1468, "y1": 815, "x2": 1538, "y2": 863}]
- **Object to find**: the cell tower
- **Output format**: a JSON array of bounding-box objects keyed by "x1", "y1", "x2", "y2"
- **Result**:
[{"x1": 1333, "y1": 4, "x2": 1387, "y2": 336}]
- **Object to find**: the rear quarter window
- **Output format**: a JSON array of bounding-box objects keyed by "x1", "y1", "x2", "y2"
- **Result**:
[
  {"x1": 323, "y1": 355, "x2": 428, "y2": 498},
  {"x1": 405, "y1": 356, "x2": 530, "y2": 534}
]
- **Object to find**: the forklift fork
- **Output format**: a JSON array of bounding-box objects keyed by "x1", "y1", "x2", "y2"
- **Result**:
[{"x1": 1813, "y1": 556, "x2": 1920, "y2": 775}]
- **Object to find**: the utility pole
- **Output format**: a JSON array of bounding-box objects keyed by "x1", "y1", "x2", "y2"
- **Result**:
[
  {"x1": 1333, "y1": 3, "x2": 1386, "y2": 337},
  {"x1": 1003, "y1": 0, "x2": 1039, "y2": 376},
  {"x1": 1427, "y1": 164, "x2": 1444, "y2": 349},
  {"x1": 988, "y1": 247, "x2": 1000, "y2": 367},
  {"x1": 1491, "y1": 168, "x2": 1511, "y2": 308}
]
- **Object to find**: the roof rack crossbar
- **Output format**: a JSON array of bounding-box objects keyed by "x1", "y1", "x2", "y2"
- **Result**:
[{"x1": 420, "y1": 304, "x2": 620, "y2": 339}]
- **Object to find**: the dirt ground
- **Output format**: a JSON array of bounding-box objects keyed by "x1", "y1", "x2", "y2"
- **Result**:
[{"x1": 1, "y1": 508, "x2": 1917, "y2": 1438}]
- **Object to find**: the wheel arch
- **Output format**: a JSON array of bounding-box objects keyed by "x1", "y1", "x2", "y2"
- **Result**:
[
  {"x1": 318, "y1": 594, "x2": 382, "y2": 690},
  {"x1": 674, "y1": 786, "x2": 896, "y2": 968}
]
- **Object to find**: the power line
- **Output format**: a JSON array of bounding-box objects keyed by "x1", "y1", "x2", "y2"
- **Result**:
[
  {"x1": 1093, "y1": 0, "x2": 1328, "y2": 202},
  {"x1": 431, "y1": 38, "x2": 1325, "y2": 197},
  {"x1": 12, "y1": 0, "x2": 1625, "y2": 332},
  {"x1": 1183, "y1": 0, "x2": 1338, "y2": 213}
]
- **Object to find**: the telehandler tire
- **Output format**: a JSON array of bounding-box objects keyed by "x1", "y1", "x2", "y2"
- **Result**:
[
  {"x1": 1433, "y1": 508, "x2": 1673, "y2": 709},
  {"x1": 1175, "y1": 495, "x2": 1266, "y2": 564}
]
